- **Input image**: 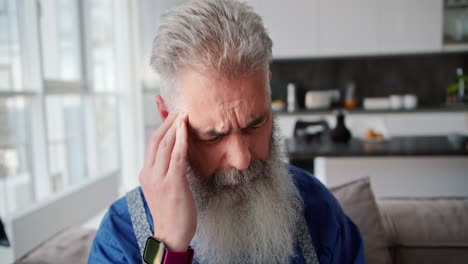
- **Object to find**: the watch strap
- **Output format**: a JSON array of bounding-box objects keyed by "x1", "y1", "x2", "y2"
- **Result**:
[{"x1": 163, "y1": 247, "x2": 194, "y2": 264}]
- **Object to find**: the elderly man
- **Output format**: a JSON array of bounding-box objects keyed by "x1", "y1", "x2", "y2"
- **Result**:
[{"x1": 89, "y1": 0, "x2": 364, "y2": 263}]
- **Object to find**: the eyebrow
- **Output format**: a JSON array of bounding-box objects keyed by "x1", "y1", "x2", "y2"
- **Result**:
[{"x1": 197, "y1": 112, "x2": 267, "y2": 138}]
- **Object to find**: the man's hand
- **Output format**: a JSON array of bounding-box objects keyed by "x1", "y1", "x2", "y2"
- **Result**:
[{"x1": 139, "y1": 112, "x2": 197, "y2": 252}]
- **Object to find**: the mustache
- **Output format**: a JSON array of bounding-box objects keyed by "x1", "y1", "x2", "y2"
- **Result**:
[
  {"x1": 186, "y1": 159, "x2": 270, "y2": 210},
  {"x1": 212, "y1": 159, "x2": 266, "y2": 188}
]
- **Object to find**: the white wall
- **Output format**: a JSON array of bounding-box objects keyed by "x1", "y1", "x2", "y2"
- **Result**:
[{"x1": 315, "y1": 156, "x2": 468, "y2": 198}]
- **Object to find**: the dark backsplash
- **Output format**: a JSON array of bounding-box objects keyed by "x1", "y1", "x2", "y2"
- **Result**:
[{"x1": 270, "y1": 52, "x2": 468, "y2": 108}]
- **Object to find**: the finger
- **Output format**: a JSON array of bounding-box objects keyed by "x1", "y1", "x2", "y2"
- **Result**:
[
  {"x1": 167, "y1": 113, "x2": 188, "y2": 179},
  {"x1": 153, "y1": 115, "x2": 179, "y2": 177},
  {"x1": 144, "y1": 112, "x2": 179, "y2": 167}
]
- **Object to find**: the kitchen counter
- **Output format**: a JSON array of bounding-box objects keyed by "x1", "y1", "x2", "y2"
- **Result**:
[{"x1": 286, "y1": 135, "x2": 468, "y2": 161}]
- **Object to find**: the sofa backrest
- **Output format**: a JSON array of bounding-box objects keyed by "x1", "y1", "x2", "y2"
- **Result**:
[{"x1": 378, "y1": 198, "x2": 468, "y2": 264}]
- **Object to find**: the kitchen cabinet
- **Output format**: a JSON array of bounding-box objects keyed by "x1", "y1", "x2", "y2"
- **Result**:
[
  {"x1": 247, "y1": 0, "x2": 319, "y2": 59},
  {"x1": 318, "y1": 0, "x2": 379, "y2": 56},
  {"x1": 246, "y1": 0, "x2": 446, "y2": 58},
  {"x1": 377, "y1": 0, "x2": 443, "y2": 54}
]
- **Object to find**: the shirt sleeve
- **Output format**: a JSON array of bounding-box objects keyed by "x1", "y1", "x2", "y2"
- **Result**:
[
  {"x1": 333, "y1": 213, "x2": 366, "y2": 264},
  {"x1": 88, "y1": 197, "x2": 142, "y2": 263},
  {"x1": 288, "y1": 165, "x2": 366, "y2": 263},
  {"x1": 88, "y1": 228, "x2": 128, "y2": 263}
]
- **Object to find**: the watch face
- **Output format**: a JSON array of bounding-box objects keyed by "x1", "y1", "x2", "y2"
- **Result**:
[{"x1": 143, "y1": 237, "x2": 166, "y2": 264}]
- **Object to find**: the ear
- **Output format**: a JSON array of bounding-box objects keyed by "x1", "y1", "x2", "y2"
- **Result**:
[{"x1": 156, "y1": 95, "x2": 169, "y2": 121}]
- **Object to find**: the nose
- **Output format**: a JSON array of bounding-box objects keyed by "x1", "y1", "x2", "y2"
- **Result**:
[{"x1": 225, "y1": 134, "x2": 251, "y2": 171}]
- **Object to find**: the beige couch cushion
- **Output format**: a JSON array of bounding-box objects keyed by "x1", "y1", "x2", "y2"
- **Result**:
[
  {"x1": 379, "y1": 198, "x2": 468, "y2": 247},
  {"x1": 379, "y1": 198, "x2": 468, "y2": 264},
  {"x1": 331, "y1": 177, "x2": 392, "y2": 264}
]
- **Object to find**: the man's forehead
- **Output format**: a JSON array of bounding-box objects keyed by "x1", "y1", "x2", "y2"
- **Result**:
[
  {"x1": 218, "y1": 98, "x2": 247, "y2": 109},
  {"x1": 174, "y1": 68, "x2": 269, "y2": 132},
  {"x1": 188, "y1": 101, "x2": 267, "y2": 134}
]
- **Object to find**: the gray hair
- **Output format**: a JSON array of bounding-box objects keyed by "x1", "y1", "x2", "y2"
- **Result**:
[{"x1": 151, "y1": 0, "x2": 273, "y2": 108}]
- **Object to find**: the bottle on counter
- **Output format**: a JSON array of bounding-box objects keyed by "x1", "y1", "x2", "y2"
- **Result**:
[
  {"x1": 457, "y1": 68, "x2": 465, "y2": 103},
  {"x1": 344, "y1": 82, "x2": 356, "y2": 109},
  {"x1": 331, "y1": 110, "x2": 352, "y2": 143},
  {"x1": 446, "y1": 68, "x2": 468, "y2": 105},
  {"x1": 287, "y1": 83, "x2": 298, "y2": 112}
]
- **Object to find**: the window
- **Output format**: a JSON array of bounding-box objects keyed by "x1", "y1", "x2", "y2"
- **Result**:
[
  {"x1": 0, "y1": 0, "x2": 23, "y2": 91},
  {"x1": 45, "y1": 95, "x2": 86, "y2": 190},
  {"x1": 0, "y1": 0, "x2": 122, "y2": 217},
  {"x1": 40, "y1": 0, "x2": 82, "y2": 83},
  {"x1": 88, "y1": 0, "x2": 117, "y2": 93},
  {"x1": 0, "y1": 96, "x2": 33, "y2": 214}
]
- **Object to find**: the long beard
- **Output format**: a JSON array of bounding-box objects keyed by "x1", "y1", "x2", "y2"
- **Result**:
[{"x1": 186, "y1": 122, "x2": 302, "y2": 264}]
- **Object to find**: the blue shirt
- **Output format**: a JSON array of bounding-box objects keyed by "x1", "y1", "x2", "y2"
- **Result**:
[{"x1": 89, "y1": 165, "x2": 365, "y2": 263}]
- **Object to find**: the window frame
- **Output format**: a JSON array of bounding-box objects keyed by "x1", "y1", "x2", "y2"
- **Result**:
[{"x1": 0, "y1": 0, "x2": 146, "y2": 261}]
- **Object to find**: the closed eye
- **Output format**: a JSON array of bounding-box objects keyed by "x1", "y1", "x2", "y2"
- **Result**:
[
  {"x1": 198, "y1": 131, "x2": 228, "y2": 144},
  {"x1": 245, "y1": 115, "x2": 267, "y2": 131},
  {"x1": 201, "y1": 135, "x2": 223, "y2": 143}
]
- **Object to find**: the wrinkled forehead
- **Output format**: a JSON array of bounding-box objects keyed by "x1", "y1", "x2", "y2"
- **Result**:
[{"x1": 176, "y1": 69, "x2": 270, "y2": 130}]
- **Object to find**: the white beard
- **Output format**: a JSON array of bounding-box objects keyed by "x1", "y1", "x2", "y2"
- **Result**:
[{"x1": 187, "y1": 125, "x2": 302, "y2": 264}]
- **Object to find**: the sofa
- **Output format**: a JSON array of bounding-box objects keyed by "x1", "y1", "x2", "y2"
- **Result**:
[
  {"x1": 17, "y1": 178, "x2": 468, "y2": 264},
  {"x1": 331, "y1": 177, "x2": 468, "y2": 264},
  {"x1": 379, "y1": 198, "x2": 468, "y2": 264}
]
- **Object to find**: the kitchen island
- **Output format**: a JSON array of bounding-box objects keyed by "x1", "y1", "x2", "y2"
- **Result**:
[
  {"x1": 287, "y1": 135, "x2": 468, "y2": 159},
  {"x1": 286, "y1": 135, "x2": 468, "y2": 198}
]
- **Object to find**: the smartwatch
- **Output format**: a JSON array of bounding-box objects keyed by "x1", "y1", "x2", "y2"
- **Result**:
[
  {"x1": 143, "y1": 237, "x2": 166, "y2": 264},
  {"x1": 143, "y1": 237, "x2": 194, "y2": 264}
]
